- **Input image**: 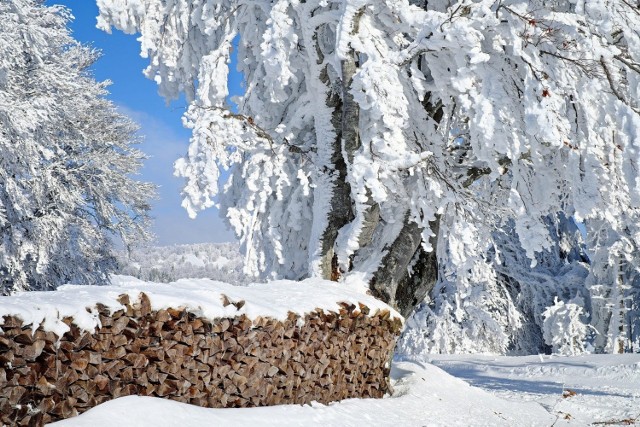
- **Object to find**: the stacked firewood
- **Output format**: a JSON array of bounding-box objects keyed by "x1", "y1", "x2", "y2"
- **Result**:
[{"x1": 0, "y1": 293, "x2": 402, "y2": 426}]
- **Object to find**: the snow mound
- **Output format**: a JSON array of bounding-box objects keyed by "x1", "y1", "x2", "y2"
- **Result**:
[
  {"x1": 0, "y1": 275, "x2": 401, "y2": 338},
  {"x1": 48, "y1": 361, "x2": 554, "y2": 427}
]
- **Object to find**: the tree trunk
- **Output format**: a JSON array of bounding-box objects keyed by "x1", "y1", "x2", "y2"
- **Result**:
[
  {"x1": 318, "y1": 73, "x2": 353, "y2": 280},
  {"x1": 318, "y1": 9, "x2": 439, "y2": 318},
  {"x1": 369, "y1": 217, "x2": 439, "y2": 317},
  {"x1": 319, "y1": 11, "x2": 379, "y2": 279}
]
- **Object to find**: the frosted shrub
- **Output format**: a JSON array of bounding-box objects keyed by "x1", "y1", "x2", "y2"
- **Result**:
[{"x1": 542, "y1": 297, "x2": 590, "y2": 356}]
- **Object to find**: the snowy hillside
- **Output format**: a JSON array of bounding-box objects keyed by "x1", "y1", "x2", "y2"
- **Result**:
[
  {"x1": 50, "y1": 354, "x2": 640, "y2": 426},
  {"x1": 115, "y1": 243, "x2": 251, "y2": 285}
]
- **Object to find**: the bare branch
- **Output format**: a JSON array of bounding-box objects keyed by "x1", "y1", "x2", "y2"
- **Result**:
[{"x1": 600, "y1": 56, "x2": 628, "y2": 105}]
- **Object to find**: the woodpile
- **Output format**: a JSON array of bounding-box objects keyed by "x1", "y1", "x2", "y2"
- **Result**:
[{"x1": 0, "y1": 293, "x2": 402, "y2": 426}]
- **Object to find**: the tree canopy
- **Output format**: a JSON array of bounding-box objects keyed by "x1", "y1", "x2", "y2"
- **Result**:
[{"x1": 97, "y1": 0, "x2": 640, "y2": 353}]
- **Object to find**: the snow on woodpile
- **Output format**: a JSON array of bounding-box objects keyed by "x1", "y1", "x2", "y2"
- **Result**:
[
  {"x1": 0, "y1": 276, "x2": 402, "y2": 425},
  {"x1": 0, "y1": 275, "x2": 401, "y2": 337}
]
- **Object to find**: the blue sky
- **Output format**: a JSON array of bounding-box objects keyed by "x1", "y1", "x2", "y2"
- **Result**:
[{"x1": 46, "y1": 1, "x2": 238, "y2": 245}]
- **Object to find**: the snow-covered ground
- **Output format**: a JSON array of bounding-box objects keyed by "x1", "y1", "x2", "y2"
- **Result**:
[
  {"x1": 426, "y1": 354, "x2": 640, "y2": 426},
  {"x1": 49, "y1": 354, "x2": 640, "y2": 427}
]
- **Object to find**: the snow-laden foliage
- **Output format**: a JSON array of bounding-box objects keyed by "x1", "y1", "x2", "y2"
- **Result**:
[
  {"x1": 115, "y1": 243, "x2": 250, "y2": 284},
  {"x1": 398, "y1": 214, "x2": 591, "y2": 355},
  {"x1": 0, "y1": 0, "x2": 153, "y2": 294},
  {"x1": 97, "y1": 0, "x2": 640, "y2": 353}
]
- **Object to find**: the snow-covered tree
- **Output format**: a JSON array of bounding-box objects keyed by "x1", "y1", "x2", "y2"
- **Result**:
[
  {"x1": 0, "y1": 0, "x2": 154, "y2": 294},
  {"x1": 115, "y1": 242, "x2": 250, "y2": 284},
  {"x1": 585, "y1": 218, "x2": 640, "y2": 353},
  {"x1": 96, "y1": 0, "x2": 640, "y2": 328}
]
